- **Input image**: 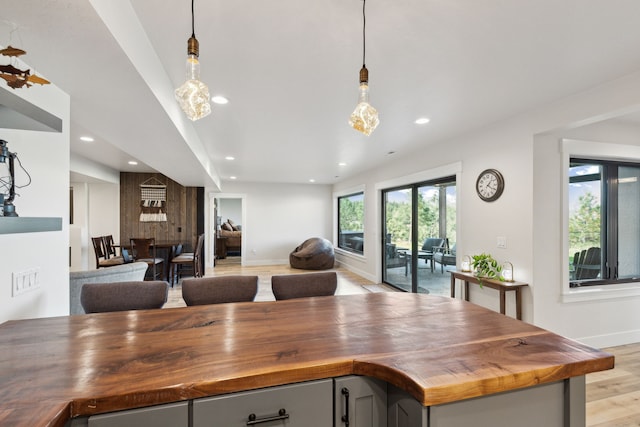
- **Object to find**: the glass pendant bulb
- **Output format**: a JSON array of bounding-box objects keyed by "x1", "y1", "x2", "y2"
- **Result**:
[
  {"x1": 349, "y1": 66, "x2": 379, "y2": 136},
  {"x1": 175, "y1": 35, "x2": 211, "y2": 121}
]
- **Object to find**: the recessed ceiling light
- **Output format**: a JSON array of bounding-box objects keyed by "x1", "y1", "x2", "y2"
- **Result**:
[
  {"x1": 212, "y1": 95, "x2": 229, "y2": 105},
  {"x1": 415, "y1": 117, "x2": 430, "y2": 125},
  {"x1": 225, "y1": 156, "x2": 235, "y2": 161},
  {"x1": 229, "y1": 176, "x2": 237, "y2": 180},
  {"x1": 338, "y1": 162, "x2": 347, "y2": 166},
  {"x1": 309, "y1": 179, "x2": 316, "y2": 183},
  {"x1": 128, "y1": 161, "x2": 138, "y2": 165},
  {"x1": 80, "y1": 136, "x2": 94, "y2": 142}
]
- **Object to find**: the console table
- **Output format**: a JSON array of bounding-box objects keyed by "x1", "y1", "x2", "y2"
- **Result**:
[
  {"x1": 450, "y1": 270, "x2": 529, "y2": 320},
  {"x1": 0, "y1": 293, "x2": 612, "y2": 426}
]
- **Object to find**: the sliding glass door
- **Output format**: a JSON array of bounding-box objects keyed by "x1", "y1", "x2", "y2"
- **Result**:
[{"x1": 383, "y1": 176, "x2": 456, "y2": 294}]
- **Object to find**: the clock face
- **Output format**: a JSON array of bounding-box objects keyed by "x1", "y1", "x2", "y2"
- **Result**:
[{"x1": 476, "y1": 169, "x2": 504, "y2": 202}]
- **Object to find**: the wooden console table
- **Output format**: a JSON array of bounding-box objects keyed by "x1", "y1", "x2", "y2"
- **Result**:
[{"x1": 450, "y1": 270, "x2": 529, "y2": 320}]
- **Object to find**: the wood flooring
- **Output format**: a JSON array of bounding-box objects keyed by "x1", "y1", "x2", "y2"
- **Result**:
[{"x1": 168, "y1": 261, "x2": 639, "y2": 426}]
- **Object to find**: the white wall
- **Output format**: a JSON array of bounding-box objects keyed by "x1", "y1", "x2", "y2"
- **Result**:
[
  {"x1": 0, "y1": 83, "x2": 70, "y2": 322},
  {"x1": 208, "y1": 181, "x2": 333, "y2": 266},
  {"x1": 335, "y1": 70, "x2": 640, "y2": 348},
  {"x1": 70, "y1": 154, "x2": 121, "y2": 271},
  {"x1": 218, "y1": 198, "x2": 242, "y2": 228},
  {"x1": 86, "y1": 183, "x2": 120, "y2": 269},
  {"x1": 533, "y1": 120, "x2": 640, "y2": 348},
  {"x1": 70, "y1": 182, "x2": 88, "y2": 270}
]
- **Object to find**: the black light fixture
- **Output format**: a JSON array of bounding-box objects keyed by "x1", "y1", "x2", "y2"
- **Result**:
[
  {"x1": 174, "y1": 0, "x2": 211, "y2": 121},
  {"x1": 348, "y1": 0, "x2": 379, "y2": 136}
]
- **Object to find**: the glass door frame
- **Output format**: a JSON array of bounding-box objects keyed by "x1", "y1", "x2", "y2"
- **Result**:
[{"x1": 382, "y1": 175, "x2": 456, "y2": 293}]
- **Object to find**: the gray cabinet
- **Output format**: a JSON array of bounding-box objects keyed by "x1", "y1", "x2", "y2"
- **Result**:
[
  {"x1": 388, "y1": 378, "x2": 583, "y2": 427},
  {"x1": 335, "y1": 376, "x2": 387, "y2": 427},
  {"x1": 193, "y1": 379, "x2": 333, "y2": 427},
  {"x1": 86, "y1": 402, "x2": 188, "y2": 427}
]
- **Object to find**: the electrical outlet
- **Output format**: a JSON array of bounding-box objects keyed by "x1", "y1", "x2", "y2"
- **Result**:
[{"x1": 497, "y1": 236, "x2": 507, "y2": 249}]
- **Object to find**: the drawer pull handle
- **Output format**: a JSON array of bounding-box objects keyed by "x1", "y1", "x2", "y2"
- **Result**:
[
  {"x1": 341, "y1": 387, "x2": 350, "y2": 426},
  {"x1": 247, "y1": 408, "x2": 289, "y2": 425}
]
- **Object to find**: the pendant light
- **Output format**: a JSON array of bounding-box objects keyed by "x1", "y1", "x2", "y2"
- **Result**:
[
  {"x1": 349, "y1": 0, "x2": 379, "y2": 136},
  {"x1": 175, "y1": 0, "x2": 211, "y2": 121}
]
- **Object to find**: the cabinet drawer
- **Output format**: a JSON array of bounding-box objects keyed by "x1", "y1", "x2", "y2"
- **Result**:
[
  {"x1": 88, "y1": 401, "x2": 188, "y2": 427},
  {"x1": 193, "y1": 379, "x2": 333, "y2": 427}
]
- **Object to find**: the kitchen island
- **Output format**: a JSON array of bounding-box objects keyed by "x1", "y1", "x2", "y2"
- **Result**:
[{"x1": 0, "y1": 293, "x2": 613, "y2": 426}]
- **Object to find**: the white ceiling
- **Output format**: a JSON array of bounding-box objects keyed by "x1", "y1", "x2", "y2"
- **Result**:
[{"x1": 3, "y1": 1, "x2": 640, "y2": 188}]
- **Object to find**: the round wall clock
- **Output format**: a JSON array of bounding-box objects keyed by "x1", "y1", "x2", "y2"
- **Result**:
[{"x1": 476, "y1": 169, "x2": 504, "y2": 202}]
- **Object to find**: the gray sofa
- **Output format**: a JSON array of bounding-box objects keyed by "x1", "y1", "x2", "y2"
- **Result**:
[{"x1": 69, "y1": 262, "x2": 148, "y2": 315}]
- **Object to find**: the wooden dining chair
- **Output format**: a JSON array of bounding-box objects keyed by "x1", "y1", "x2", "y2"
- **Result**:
[
  {"x1": 169, "y1": 233, "x2": 204, "y2": 286},
  {"x1": 91, "y1": 236, "x2": 124, "y2": 268},
  {"x1": 102, "y1": 235, "x2": 119, "y2": 259},
  {"x1": 130, "y1": 238, "x2": 164, "y2": 280}
]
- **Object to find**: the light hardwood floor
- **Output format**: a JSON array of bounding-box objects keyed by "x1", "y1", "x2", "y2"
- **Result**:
[{"x1": 168, "y1": 261, "x2": 639, "y2": 426}]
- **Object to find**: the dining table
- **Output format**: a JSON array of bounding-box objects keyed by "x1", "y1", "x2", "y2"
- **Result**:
[{"x1": 115, "y1": 240, "x2": 184, "y2": 281}]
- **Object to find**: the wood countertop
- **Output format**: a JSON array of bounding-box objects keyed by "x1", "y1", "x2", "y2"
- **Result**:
[{"x1": 0, "y1": 293, "x2": 614, "y2": 427}]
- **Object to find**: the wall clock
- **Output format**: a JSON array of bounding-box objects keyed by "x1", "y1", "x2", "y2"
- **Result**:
[{"x1": 476, "y1": 169, "x2": 504, "y2": 202}]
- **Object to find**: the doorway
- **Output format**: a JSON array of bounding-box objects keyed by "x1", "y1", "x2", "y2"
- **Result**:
[
  {"x1": 210, "y1": 193, "x2": 246, "y2": 266},
  {"x1": 382, "y1": 176, "x2": 456, "y2": 295}
]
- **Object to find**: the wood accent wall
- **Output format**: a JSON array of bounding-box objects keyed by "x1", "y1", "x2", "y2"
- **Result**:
[{"x1": 119, "y1": 172, "x2": 203, "y2": 252}]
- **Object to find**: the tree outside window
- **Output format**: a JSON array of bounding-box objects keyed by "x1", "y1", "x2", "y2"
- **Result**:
[{"x1": 338, "y1": 192, "x2": 364, "y2": 254}]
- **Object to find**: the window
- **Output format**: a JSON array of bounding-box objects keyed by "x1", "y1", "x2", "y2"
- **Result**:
[
  {"x1": 569, "y1": 158, "x2": 640, "y2": 286},
  {"x1": 338, "y1": 192, "x2": 364, "y2": 255}
]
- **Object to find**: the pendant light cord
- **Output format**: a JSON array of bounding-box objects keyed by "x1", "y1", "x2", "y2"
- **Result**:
[
  {"x1": 191, "y1": 0, "x2": 196, "y2": 38},
  {"x1": 362, "y1": 0, "x2": 367, "y2": 68}
]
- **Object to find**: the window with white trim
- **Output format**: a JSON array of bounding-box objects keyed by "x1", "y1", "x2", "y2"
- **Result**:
[
  {"x1": 569, "y1": 158, "x2": 640, "y2": 286},
  {"x1": 337, "y1": 192, "x2": 364, "y2": 255}
]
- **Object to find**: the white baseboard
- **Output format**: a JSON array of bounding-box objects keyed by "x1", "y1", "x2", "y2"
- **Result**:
[{"x1": 576, "y1": 329, "x2": 640, "y2": 349}]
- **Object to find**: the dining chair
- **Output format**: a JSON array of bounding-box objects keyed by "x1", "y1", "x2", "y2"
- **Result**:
[
  {"x1": 102, "y1": 235, "x2": 120, "y2": 259},
  {"x1": 101, "y1": 234, "x2": 129, "y2": 266},
  {"x1": 130, "y1": 238, "x2": 164, "y2": 280},
  {"x1": 181, "y1": 275, "x2": 258, "y2": 306},
  {"x1": 91, "y1": 236, "x2": 124, "y2": 268},
  {"x1": 170, "y1": 233, "x2": 204, "y2": 286},
  {"x1": 80, "y1": 281, "x2": 168, "y2": 313},
  {"x1": 271, "y1": 271, "x2": 337, "y2": 301}
]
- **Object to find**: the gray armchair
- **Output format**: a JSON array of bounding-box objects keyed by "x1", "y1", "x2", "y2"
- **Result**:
[
  {"x1": 419, "y1": 238, "x2": 446, "y2": 269},
  {"x1": 433, "y1": 243, "x2": 456, "y2": 273}
]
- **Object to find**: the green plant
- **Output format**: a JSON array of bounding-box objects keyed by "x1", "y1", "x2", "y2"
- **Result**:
[{"x1": 471, "y1": 253, "x2": 503, "y2": 284}]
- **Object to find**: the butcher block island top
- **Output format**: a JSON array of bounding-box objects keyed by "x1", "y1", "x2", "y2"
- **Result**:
[{"x1": 0, "y1": 293, "x2": 613, "y2": 427}]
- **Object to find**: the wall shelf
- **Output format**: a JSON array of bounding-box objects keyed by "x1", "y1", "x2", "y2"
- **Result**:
[
  {"x1": 0, "y1": 217, "x2": 62, "y2": 234},
  {"x1": 0, "y1": 87, "x2": 63, "y2": 133}
]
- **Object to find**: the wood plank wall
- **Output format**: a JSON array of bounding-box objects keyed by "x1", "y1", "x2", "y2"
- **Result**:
[{"x1": 119, "y1": 172, "x2": 202, "y2": 252}]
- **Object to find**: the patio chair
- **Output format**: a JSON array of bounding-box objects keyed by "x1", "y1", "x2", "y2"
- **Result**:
[
  {"x1": 418, "y1": 238, "x2": 445, "y2": 270},
  {"x1": 574, "y1": 247, "x2": 601, "y2": 280},
  {"x1": 433, "y1": 243, "x2": 456, "y2": 273}
]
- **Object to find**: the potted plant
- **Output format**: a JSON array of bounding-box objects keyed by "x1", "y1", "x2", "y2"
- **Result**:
[{"x1": 471, "y1": 253, "x2": 503, "y2": 283}]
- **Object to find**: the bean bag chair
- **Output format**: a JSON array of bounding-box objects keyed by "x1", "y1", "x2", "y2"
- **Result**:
[{"x1": 289, "y1": 237, "x2": 335, "y2": 270}]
